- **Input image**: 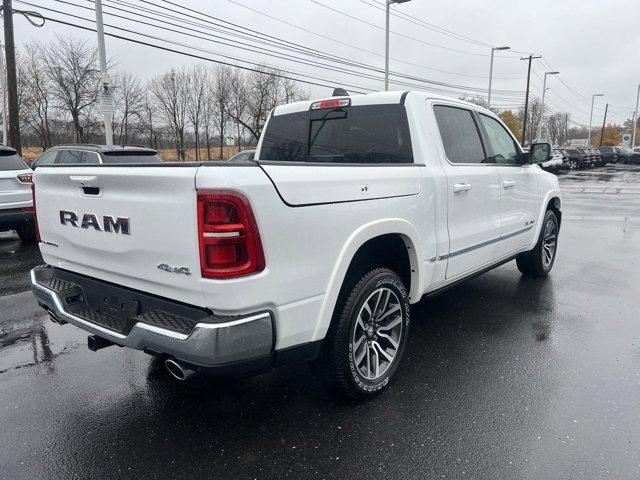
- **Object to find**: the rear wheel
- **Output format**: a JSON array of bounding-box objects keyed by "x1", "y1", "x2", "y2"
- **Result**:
[
  {"x1": 516, "y1": 210, "x2": 559, "y2": 277},
  {"x1": 569, "y1": 160, "x2": 577, "y2": 170},
  {"x1": 323, "y1": 268, "x2": 410, "y2": 399}
]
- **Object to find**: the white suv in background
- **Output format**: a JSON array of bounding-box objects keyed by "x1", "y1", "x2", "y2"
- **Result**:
[{"x1": 0, "y1": 145, "x2": 35, "y2": 241}]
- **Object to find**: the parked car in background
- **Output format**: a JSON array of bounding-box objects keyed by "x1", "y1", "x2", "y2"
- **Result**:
[
  {"x1": 565, "y1": 148, "x2": 589, "y2": 169},
  {"x1": 0, "y1": 145, "x2": 35, "y2": 241},
  {"x1": 615, "y1": 146, "x2": 634, "y2": 164},
  {"x1": 590, "y1": 148, "x2": 603, "y2": 166},
  {"x1": 597, "y1": 146, "x2": 617, "y2": 165},
  {"x1": 227, "y1": 149, "x2": 256, "y2": 162},
  {"x1": 630, "y1": 149, "x2": 640, "y2": 165},
  {"x1": 579, "y1": 148, "x2": 596, "y2": 167},
  {"x1": 31, "y1": 145, "x2": 163, "y2": 168}
]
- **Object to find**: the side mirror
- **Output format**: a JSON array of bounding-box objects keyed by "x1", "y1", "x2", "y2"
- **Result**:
[{"x1": 529, "y1": 142, "x2": 553, "y2": 163}]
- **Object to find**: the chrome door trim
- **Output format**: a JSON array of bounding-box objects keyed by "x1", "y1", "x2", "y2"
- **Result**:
[{"x1": 438, "y1": 224, "x2": 534, "y2": 260}]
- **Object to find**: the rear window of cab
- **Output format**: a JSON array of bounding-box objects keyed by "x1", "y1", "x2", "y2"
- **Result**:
[{"x1": 260, "y1": 104, "x2": 414, "y2": 164}]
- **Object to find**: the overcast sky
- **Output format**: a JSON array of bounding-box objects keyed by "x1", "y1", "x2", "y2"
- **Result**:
[{"x1": 14, "y1": 0, "x2": 640, "y2": 126}]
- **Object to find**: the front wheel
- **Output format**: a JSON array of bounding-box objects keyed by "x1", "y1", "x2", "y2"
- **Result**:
[
  {"x1": 516, "y1": 210, "x2": 559, "y2": 277},
  {"x1": 324, "y1": 268, "x2": 410, "y2": 399}
]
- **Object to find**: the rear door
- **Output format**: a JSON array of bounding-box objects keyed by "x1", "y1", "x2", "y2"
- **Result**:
[
  {"x1": 432, "y1": 103, "x2": 502, "y2": 279},
  {"x1": 34, "y1": 166, "x2": 204, "y2": 305},
  {"x1": 258, "y1": 100, "x2": 421, "y2": 206},
  {"x1": 476, "y1": 113, "x2": 538, "y2": 253}
]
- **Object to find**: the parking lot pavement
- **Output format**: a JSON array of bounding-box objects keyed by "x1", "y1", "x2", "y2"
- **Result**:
[{"x1": 1, "y1": 165, "x2": 640, "y2": 480}]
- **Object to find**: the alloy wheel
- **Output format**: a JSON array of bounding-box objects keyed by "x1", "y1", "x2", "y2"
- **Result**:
[
  {"x1": 351, "y1": 287, "x2": 403, "y2": 381},
  {"x1": 542, "y1": 220, "x2": 557, "y2": 268}
]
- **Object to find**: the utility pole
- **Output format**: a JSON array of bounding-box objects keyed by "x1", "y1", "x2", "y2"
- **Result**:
[
  {"x1": 599, "y1": 103, "x2": 608, "y2": 147},
  {"x1": 632, "y1": 84, "x2": 639, "y2": 149},
  {"x1": 538, "y1": 71, "x2": 559, "y2": 139},
  {"x1": 384, "y1": 0, "x2": 411, "y2": 91},
  {"x1": 94, "y1": 0, "x2": 113, "y2": 145},
  {"x1": 487, "y1": 46, "x2": 510, "y2": 109},
  {"x1": 0, "y1": 41, "x2": 7, "y2": 145},
  {"x1": 3, "y1": 0, "x2": 20, "y2": 154},
  {"x1": 564, "y1": 113, "x2": 568, "y2": 147},
  {"x1": 588, "y1": 93, "x2": 604, "y2": 145},
  {"x1": 520, "y1": 54, "x2": 542, "y2": 146}
]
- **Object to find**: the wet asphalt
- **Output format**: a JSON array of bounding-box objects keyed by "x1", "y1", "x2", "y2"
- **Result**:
[{"x1": 1, "y1": 165, "x2": 639, "y2": 479}]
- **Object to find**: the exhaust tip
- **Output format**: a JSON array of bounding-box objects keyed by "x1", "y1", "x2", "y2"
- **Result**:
[
  {"x1": 165, "y1": 358, "x2": 197, "y2": 381},
  {"x1": 165, "y1": 358, "x2": 186, "y2": 380}
]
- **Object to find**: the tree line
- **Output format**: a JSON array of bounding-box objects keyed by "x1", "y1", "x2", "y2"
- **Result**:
[{"x1": 17, "y1": 35, "x2": 308, "y2": 160}]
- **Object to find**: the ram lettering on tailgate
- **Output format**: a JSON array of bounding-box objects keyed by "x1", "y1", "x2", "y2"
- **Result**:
[{"x1": 59, "y1": 210, "x2": 130, "y2": 235}]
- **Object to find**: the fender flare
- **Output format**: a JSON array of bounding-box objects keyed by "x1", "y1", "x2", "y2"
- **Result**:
[
  {"x1": 311, "y1": 219, "x2": 423, "y2": 342},
  {"x1": 531, "y1": 189, "x2": 562, "y2": 247}
]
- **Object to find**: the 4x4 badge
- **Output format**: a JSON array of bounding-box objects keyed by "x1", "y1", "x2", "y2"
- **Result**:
[{"x1": 157, "y1": 263, "x2": 192, "y2": 275}]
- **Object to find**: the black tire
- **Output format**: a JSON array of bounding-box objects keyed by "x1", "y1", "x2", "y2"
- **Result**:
[
  {"x1": 16, "y1": 225, "x2": 36, "y2": 242},
  {"x1": 516, "y1": 210, "x2": 559, "y2": 277},
  {"x1": 322, "y1": 267, "x2": 410, "y2": 400}
]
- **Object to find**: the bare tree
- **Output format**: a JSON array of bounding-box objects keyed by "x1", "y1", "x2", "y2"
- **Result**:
[
  {"x1": 43, "y1": 36, "x2": 100, "y2": 142},
  {"x1": 212, "y1": 66, "x2": 232, "y2": 159},
  {"x1": 185, "y1": 65, "x2": 208, "y2": 160},
  {"x1": 112, "y1": 71, "x2": 145, "y2": 145},
  {"x1": 227, "y1": 66, "x2": 307, "y2": 144},
  {"x1": 18, "y1": 43, "x2": 55, "y2": 150},
  {"x1": 227, "y1": 69, "x2": 248, "y2": 152},
  {"x1": 150, "y1": 68, "x2": 189, "y2": 160},
  {"x1": 545, "y1": 112, "x2": 569, "y2": 145},
  {"x1": 519, "y1": 99, "x2": 544, "y2": 145}
]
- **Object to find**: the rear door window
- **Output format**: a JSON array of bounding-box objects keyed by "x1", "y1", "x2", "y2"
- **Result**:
[
  {"x1": 56, "y1": 150, "x2": 84, "y2": 165},
  {"x1": 0, "y1": 150, "x2": 28, "y2": 170},
  {"x1": 32, "y1": 150, "x2": 58, "y2": 168},
  {"x1": 433, "y1": 105, "x2": 486, "y2": 164},
  {"x1": 260, "y1": 104, "x2": 414, "y2": 164}
]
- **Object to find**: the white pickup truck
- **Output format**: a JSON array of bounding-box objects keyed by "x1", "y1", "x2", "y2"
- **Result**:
[{"x1": 30, "y1": 91, "x2": 561, "y2": 398}]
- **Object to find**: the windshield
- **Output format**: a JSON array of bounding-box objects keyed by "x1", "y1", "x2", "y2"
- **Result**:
[
  {"x1": 0, "y1": 151, "x2": 28, "y2": 171},
  {"x1": 101, "y1": 151, "x2": 163, "y2": 164},
  {"x1": 260, "y1": 104, "x2": 413, "y2": 164}
]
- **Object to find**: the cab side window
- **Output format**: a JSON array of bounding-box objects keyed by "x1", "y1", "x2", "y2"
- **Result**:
[
  {"x1": 81, "y1": 151, "x2": 100, "y2": 164},
  {"x1": 433, "y1": 105, "x2": 486, "y2": 164},
  {"x1": 478, "y1": 114, "x2": 519, "y2": 165}
]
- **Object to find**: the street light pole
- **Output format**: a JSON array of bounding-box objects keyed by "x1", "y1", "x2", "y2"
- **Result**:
[
  {"x1": 632, "y1": 84, "x2": 639, "y2": 149},
  {"x1": 588, "y1": 93, "x2": 603, "y2": 145},
  {"x1": 94, "y1": 0, "x2": 113, "y2": 145},
  {"x1": 487, "y1": 46, "x2": 510, "y2": 109},
  {"x1": 538, "y1": 71, "x2": 559, "y2": 139},
  {"x1": 0, "y1": 41, "x2": 6, "y2": 145},
  {"x1": 384, "y1": 0, "x2": 411, "y2": 91}
]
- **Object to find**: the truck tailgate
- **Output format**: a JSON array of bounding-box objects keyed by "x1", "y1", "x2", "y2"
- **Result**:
[{"x1": 34, "y1": 166, "x2": 204, "y2": 306}]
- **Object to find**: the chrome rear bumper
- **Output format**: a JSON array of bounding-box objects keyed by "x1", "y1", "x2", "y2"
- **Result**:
[{"x1": 30, "y1": 266, "x2": 274, "y2": 368}]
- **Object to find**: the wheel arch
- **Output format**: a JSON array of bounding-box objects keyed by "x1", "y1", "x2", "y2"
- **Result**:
[
  {"x1": 311, "y1": 219, "x2": 423, "y2": 343},
  {"x1": 531, "y1": 189, "x2": 562, "y2": 244}
]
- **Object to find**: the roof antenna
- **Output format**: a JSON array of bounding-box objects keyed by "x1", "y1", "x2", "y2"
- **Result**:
[{"x1": 332, "y1": 87, "x2": 349, "y2": 97}]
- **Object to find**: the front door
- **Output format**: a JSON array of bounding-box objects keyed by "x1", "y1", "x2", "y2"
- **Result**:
[
  {"x1": 476, "y1": 113, "x2": 539, "y2": 253},
  {"x1": 433, "y1": 104, "x2": 503, "y2": 279}
]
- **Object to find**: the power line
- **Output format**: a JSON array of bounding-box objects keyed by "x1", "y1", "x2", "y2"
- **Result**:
[
  {"x1": 308, "y1": 0, "x2": 496, "y2": 57},
  {"x1": 225, "y1": 0, "x2": 522, "y2": 80},
  {"x1": 21, "y1": 2, "x2": 528, "y2": 102},
  {"x1": 83, "y1": 0, "x2": 528, "y2": 97}
]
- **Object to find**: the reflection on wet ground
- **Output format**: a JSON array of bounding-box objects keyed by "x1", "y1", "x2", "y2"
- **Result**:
[{"x1": 1, "y1": 166, "x2": 640, "y2": 479}]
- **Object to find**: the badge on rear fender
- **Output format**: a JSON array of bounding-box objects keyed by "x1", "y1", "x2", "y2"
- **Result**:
[{"x1": 157, "y1": 263, "x2": 192, "y2": 275}]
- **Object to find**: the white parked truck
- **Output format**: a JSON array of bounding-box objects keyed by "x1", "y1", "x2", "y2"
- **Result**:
[{"x1": 30, "y1": 91, "x2": 562, "y2": 398}]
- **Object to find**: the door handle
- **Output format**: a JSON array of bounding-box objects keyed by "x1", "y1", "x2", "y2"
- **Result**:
[
  {"x1": 452, "y1": 183, "x2": 472, "y2": 193},
  {"x1": 502, "y1": 180, "x2": 516, "y2": 189}
]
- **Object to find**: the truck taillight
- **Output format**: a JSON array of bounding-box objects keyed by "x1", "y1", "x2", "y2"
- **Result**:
[
  {"x1": 197, "y1": 190, "x2": 265, "y2": 279},
  {"x1": 29, "y1": 181, "x2": 41, "y2": 242}
]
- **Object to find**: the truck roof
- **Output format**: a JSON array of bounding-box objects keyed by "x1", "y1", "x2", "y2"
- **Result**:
[
  {"x1": 272, "y1": 90, "x2": 492, "y2": 116},
  {"x1": 50, "y1": 144, "x2": 157, "y2": 154}
]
